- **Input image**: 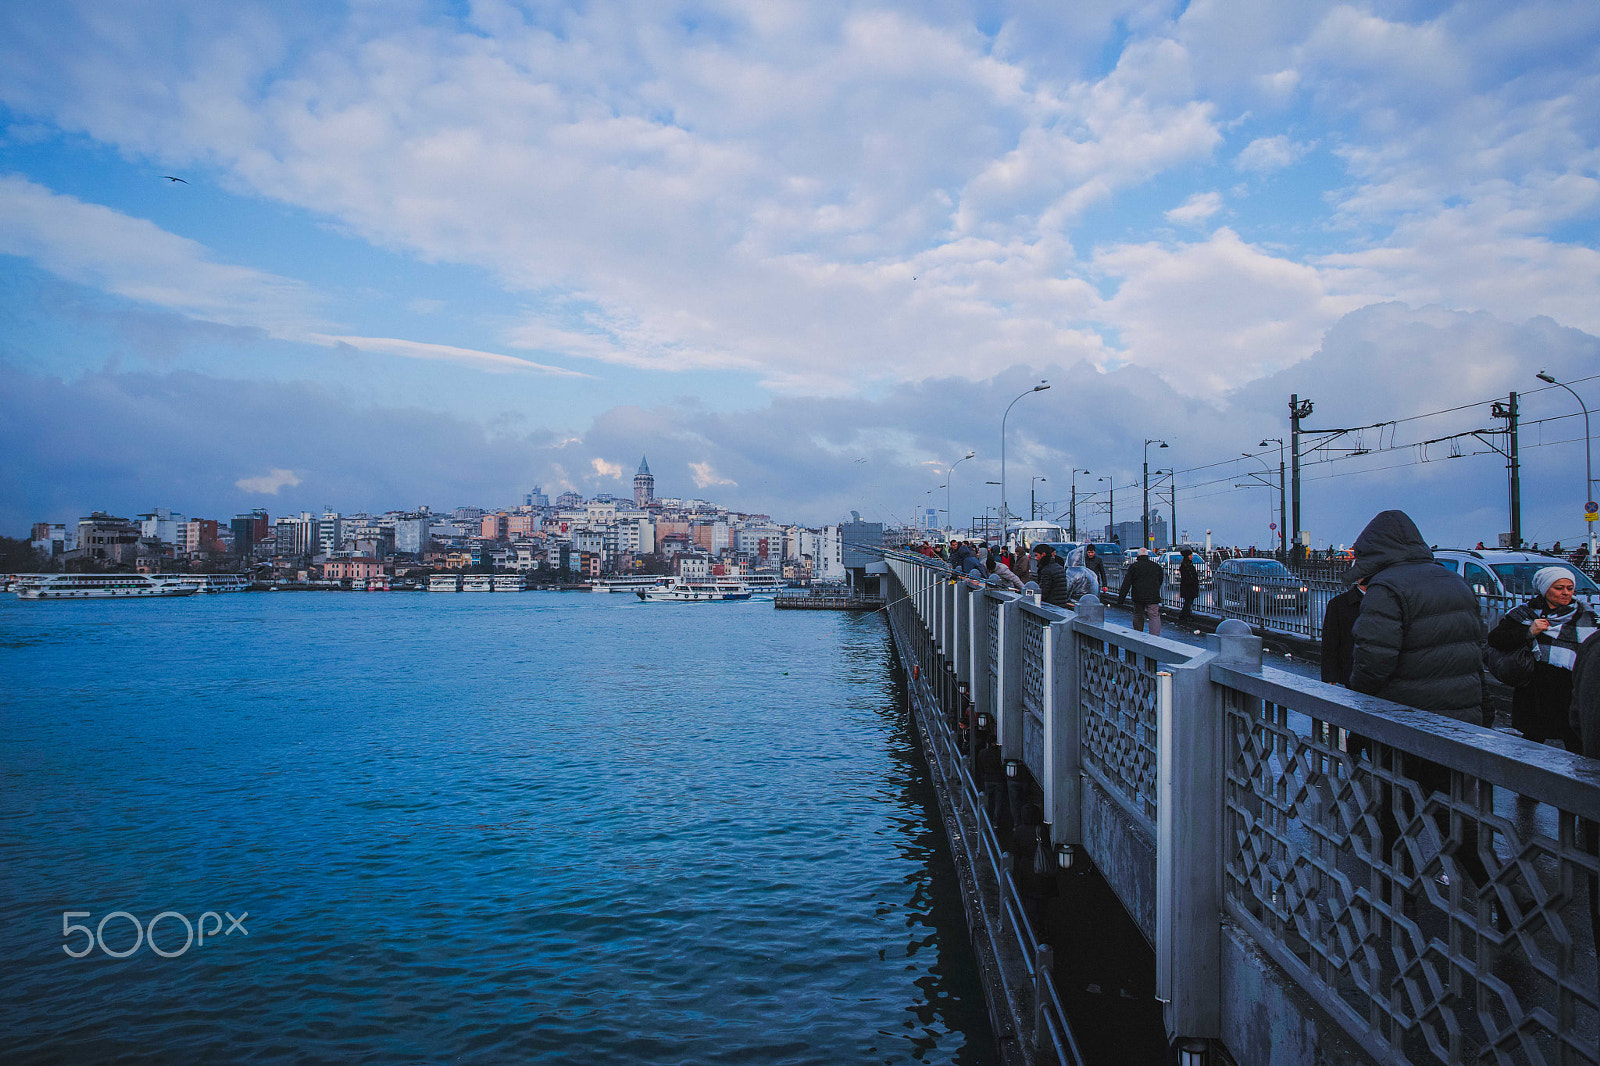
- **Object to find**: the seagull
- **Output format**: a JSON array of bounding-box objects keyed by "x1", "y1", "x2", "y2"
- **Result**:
[{"x1": 161, "y1": 176, "x2": 188, "y2": 184}]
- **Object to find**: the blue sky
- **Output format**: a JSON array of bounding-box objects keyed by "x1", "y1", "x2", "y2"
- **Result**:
[{"x1": 2, "y1": 0, "x2": 1598, "y2": 547}]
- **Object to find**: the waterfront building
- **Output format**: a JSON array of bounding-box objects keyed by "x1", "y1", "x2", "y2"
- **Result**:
[
  {"x1": 316, "y1": 511, "x2": 343, "y2": 555},
  {"x1": 232, "y1": 509, "x2": 270, "y2": 558},
  {"x1": 76, "y1": 513, "x2": 142, "y2": 566},
  {"x1": 692, "y1": 520, "x2": 730, "y2": 555},
  {"x1": 525, "y1": 485, "x2": 549, "y2": 509},
  {"x1": 391, "y1": 513, "x2": 431, "y2": 555},
  {"x1": 274, "y1": 513, "x2": 316, "y2": 558},
  {"x1": 322, "y1": 557, "x2": 384, "y2": 582},
  {"x1": 480, "y1": 513, "x2": 509, "y2": 540},
  {"x1": 554, "y1": 491, "x2": 583, "y2": 509},
  {"x1": 29, "y1": 522, "x2": 77, "y2": 557},
  {"x1": 137, "y1": 509, "x2": 187, "y2": 546}
]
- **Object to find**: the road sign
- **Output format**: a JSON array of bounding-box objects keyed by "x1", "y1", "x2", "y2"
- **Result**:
[
  {"x1": 1587, "y1": 500, "x2": 1599, "y2": 521},
  {"x1": 1269, "y1": 523, "x2": 1277, "y2": 530}
]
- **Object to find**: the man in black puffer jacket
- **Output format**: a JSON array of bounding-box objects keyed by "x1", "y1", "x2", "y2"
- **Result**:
[
  {"x1": 1032, "y1": 544, "x2": 1070, "y2": 608},
  {"x1": 1347, "y1": 509, "x2": 1488, "y2": 724}
]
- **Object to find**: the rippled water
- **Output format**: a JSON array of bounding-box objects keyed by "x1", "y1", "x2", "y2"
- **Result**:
[{"x1": 0, "y1": 592, "x2": 993, "y2": 1064}]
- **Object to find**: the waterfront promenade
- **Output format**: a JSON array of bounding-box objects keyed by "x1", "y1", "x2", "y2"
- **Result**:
[{"x1": 884, "y1": 550, "x2": 1600, "y2": 1066}]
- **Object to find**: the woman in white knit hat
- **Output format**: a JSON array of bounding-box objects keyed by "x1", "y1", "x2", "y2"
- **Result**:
[{"x1": 1487, "y1": 566, "x2": 1598, "y2": 749}]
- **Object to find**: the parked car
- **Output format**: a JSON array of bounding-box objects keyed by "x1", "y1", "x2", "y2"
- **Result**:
[
  {"x1": 1155, "y1": 550, "x2": 1212, "y2": 587},
  {"x1": 1432, "y1": 549, "x2": 1599, "y2": 608},
  {"x1": 1215, "y1": 558, "x2": 1309, "y2": 613}
]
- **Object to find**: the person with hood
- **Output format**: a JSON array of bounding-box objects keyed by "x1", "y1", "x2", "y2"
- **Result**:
[
  {"x1": 1346, "y1": 509, "x2": 1488, "y2": 723},
  {"x1": 1347, "y1": 509, "x2": 1490, "y2": 890},
  {"x1": 991, "y1": 553, "x2": 1025, "y2": 592},
  {"x1": 1117, "y1": 548, "x2": 1165, "y2": 635},
  {"x1": 1060, "y1": 546, "x2": 1101, "y2": 605},
  {"x1": 1487, "y1": 567, "x2": 1596, "y2": 750},
  {"x1": 1032, "y1": 543, "x2": 1070, "y2": 608}
]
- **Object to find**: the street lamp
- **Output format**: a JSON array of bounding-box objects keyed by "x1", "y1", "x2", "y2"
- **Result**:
[
  {"x1": 1069, "y1": 469, "x2": 1089, "y2": 540},
  {"x1": 1142, "y1": 439, "x2": 1168, "y2": 550},
  {"x1": 946, "y1": 451, "x2": 976, "y2": 534},
  {"x1": 1259, "y1": 439, "x2": 1286, "y2": 557},
  {"x1": 1031, "y1": 476, "x2": 1047, "y2": 520},
  {"x1": 1536, "y1": 371, "x2": 1596, "y2": 556},
  {"x1": 1097, "y1": 476, "x2": 1114, "y2": 543},
  {"x1": 1001, "y1": 382, "x2": 1051, "y2": 545}
]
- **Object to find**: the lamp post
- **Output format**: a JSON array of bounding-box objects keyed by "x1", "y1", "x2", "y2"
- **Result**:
[
  {"x1": 1259, "y1": 438, "x2": 1287, "y2": 557},
  {"x1": 1536, "y1": 371, "x2": 1596, "y2": 556},
  {"x1": 1142, "y1": 439, "x2": 1168, "y2": 550},
  {"x1": 1031, "y1": 476, "x2": 1047, "y2": 520},
  {"x1": 1069, "y1": 468, "x2": 1089, "y2": 541},
  {"x1": 945, "y1": 451, "x2": 975, "y2": 534},
  {"x1": 1001, "y1": 382, "x2": 1050, "y2": 545},
  {"x1": 1097, "y1": 476, "x2": 1114, "y2": 543}
]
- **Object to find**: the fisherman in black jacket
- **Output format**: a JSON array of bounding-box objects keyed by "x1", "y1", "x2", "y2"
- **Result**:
[{"x1": 1032, "y1": 544, "x2": 1070, "y2": 608}]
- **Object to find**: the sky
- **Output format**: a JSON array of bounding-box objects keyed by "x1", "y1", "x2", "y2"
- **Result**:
[{"x1": 1, "y1": 0, "x2": 1598, "y2": 548}]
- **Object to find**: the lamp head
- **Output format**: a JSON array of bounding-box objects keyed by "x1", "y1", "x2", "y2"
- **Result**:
[
  {"x1": 1033, "y1": 383, "x2": 1050, "y2": 392},
  {"x1": 1537, "y1": 371, "x2": 1557, "y2": 383}
]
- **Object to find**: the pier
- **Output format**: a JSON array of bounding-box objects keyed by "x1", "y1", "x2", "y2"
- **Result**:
[{"x1": 882, "y1": 550, "x2": 1600, "y2": 1066}]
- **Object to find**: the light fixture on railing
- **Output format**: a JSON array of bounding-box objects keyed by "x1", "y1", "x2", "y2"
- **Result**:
[
  {"x1": 1055, "y1": 843, "x2": 1076, "y2": 870},
  {"x1": 1004, "y1": 758, "x2": 1019, "y2": 779},
  {"x1": 1177, "y1": 1039, "x2": 1209, "y2": 1066}
]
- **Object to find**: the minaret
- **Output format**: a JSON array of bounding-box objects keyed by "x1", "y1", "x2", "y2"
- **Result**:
[{"x1": 633, "y1": 455, "x2": 655, "y2": 507}]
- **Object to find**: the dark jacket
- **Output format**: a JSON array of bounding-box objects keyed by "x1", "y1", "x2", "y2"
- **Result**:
[
  {"x1": 1487, "y1": 596, "x2": 1595, "y2": 742},
  {"x1": 1118, "y1": 556, "x2": 1163, "y2": 606},
  {"x1": 1083, "y1": 553, "x2": 1106, "y2": 587},
  {"x1": 1320, "y1": 586, "x2": 1363, "y2": 686},
  {"x1": 1179, "y1": 558, "x2": 1199, "y2": 599},
  {"x1": 1572, "y1": 632, "x2": 1600, "y2": 759},
  {"x1": 1035, "y1": 555, "x2": 1070, "y2": 608},
  {"x1": 1347, "y1": 510, "x2": 1488, "y2": 724}
]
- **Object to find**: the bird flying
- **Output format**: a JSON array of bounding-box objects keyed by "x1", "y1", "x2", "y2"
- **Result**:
[{"x1": 161, "y1": 176, "x2": 188, "y2": 183}]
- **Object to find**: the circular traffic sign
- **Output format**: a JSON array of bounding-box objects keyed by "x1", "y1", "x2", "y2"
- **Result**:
[{"x1": 1269, "y1": 523, "x2": 1277, "y2": 530}]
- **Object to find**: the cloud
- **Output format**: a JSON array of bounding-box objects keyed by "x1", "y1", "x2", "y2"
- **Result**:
[
  {"x1": 689, "y1": 462, "x2": 737, "y2": 489},
  {"x1": 235, "y1": 468, "x2": 301, "y2": 494},
  {"x1": 1235, "y1": 135, "x2": 1311, "y2": 173},
  {"x1": 307, "y1": 334, "x2": 589, "y2": 377},
  {"x1": 1164, "y1": 191, "x2": 1223, "y2": 225},
  {"x1": 590, "y1": 458, "x2": 622, "y2": 479}
]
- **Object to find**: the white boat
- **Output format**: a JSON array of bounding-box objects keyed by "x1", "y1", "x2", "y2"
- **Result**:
[
  {"x1": 15, "y1": 574, "x2": 199, "y2": 599},
  {"x1": 462, "y1": 574, "x2": 494, "y2": 592},
  {"x1": 492, "y1": 575, "x2": 526, "y2": 592},
  {"x1": 428, "y1": 574, "x2": 461, "y2": 592},
  {"x1": 589, "y1": 575, "x2": 661, "y2": 593},
  {"x1": 170, "y1": 574, "x2": 250, "y2": 594},
  {"x1": 636, "y1": 577, "x2": 752, "y2": 602}
]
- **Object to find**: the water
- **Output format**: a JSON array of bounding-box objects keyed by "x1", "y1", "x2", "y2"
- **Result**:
[{"x1": 0, "y1": 592, "x2": 994, "y2": 1064}]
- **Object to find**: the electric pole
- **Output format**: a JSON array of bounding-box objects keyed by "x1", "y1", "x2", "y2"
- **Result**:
[
  {"x1": 1492, "y1": 393, "x2": 1521, "y2": 548},
  {"x1": 1288, "y1": 395, "x2": 1313, "y2": 558}
]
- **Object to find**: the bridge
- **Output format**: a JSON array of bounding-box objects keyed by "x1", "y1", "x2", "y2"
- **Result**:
[{"x1": 881, "y1": 551, "x2": 1600, "y2": 1066}]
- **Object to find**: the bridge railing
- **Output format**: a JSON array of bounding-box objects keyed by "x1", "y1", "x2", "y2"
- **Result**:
[{"x1": 883, "y1": 551, "x2": 1600, "y2": 1066}]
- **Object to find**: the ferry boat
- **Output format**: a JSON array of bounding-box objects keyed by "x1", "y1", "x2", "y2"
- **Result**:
[
  {"x1": 170, "y1": 574, "x2": 250, "y2": 594},
  {"x1": 428, "y1": 573, "x2": 461, "y2": 592},
  {"x1": 588, "y1": 575, "x2": 661, "y2": 593},
  {"x1": 15, "y1": 574, "x2": 199, "y2": 599},
  {"x1": 492, "y1": 574, "x2": 526, "y2": 592},
  {"x1": 462, "y1": 574, "x2": 494, "y2": 592},
  {"x1": 635, "y1": 577, "x2": 752, "y2": 602}
]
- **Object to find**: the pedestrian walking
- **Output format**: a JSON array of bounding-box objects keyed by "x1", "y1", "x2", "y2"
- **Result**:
[
  {"x1": 1117, "y1": 548, "x2": 1164, "y2": 635},
  {"x1": 1082, "y1": 544, "x2": 1107, "y2": 589}
]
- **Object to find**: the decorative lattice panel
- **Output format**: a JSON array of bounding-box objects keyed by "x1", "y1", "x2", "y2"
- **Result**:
[
  {"x1": 1020, "y1": 616, "x2": 1046, "y2": 719},
  {"x1": 1223, "y1": 690, "x2": 1600, "y2": 1066},
  {"x1": 986, "y1": 597, "x2": 1001, "y2": 681},
  {"x1": 1078, "y1": 637, "x2": 1160, "y2": 825}
]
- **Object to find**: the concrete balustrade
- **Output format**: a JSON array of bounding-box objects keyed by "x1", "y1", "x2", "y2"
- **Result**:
[{"x1": 885, "y1": 552, "x2": 1600, "y2": 1066}]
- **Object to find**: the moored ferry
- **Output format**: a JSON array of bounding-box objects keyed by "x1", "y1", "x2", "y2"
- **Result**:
[
  {"x1": 588, "y1": 575, "x2": 661, "y2": 593},
  {"x1": 492, "y1": 574, "x2": 526, "y2": 592},
  {"x1": 170, "y1": 574, "x2": 251, "y2": 594},
  {"x1": 15, "y1": 574, "x2": 199, "y2": 599},
  {"x1": 462, "y1": 574, "x2": 494, "y2": 592},
  {"x1": 428, "y1": 573, "x2": 462, "y2": 592},
  {"x1": 636, "y1": 577, "x2": 752, "y2": 602}
]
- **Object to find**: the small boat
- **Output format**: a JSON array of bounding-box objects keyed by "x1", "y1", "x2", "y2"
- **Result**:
[
  {"x1": 635, "y1": 577, "x2": 753, "y2": 602},
  {"x1": 14, "y1": 574, "x2": 199, "y2": 599}
]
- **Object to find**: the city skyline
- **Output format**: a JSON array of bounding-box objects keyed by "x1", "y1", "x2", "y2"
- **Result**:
[{"x1": 2, "y1": 3, "x2": 1598, "y2": 546}]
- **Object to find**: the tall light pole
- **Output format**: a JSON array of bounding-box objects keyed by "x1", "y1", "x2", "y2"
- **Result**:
[
  {"x1": 1001, "y1": 382, "x2": 1050, "y2": 545},
  {"x1": 945, "y1": 451, "x2": 975, "y2": 534},
  {"x1": 1097, "y1": 476, "x2": 1114, "y2": 543},
  {"x1": 1031, "y1": 476, "x2": 1047, "y2": 520},
  {"x1": 1069, "y1": 468, "x2": 1089, "y2": 541},
  {"x1": 1142, "y1": 439, "x2": 1168, "y2": 550},
  {"x1": 1537, "y1": 371, "x2": 1596, "y2": 555},
  {"x1": 1259, "y1": 439, "x2": 1286, "y2": 556}
]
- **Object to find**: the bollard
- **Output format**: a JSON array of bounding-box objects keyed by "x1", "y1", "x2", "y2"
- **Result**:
[
  {"x1": 1075, "y1": 592, "x2": 1105, "y2": 626},
  {"x1": 1211, "y1": 618, "x2": 1262, "y2": 671}
]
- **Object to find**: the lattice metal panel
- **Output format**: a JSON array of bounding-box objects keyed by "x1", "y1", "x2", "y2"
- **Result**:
[
  {"x1": 1020, "y1": 616, "x2": 1046, "y2": 718},
  {"x1": 1223, "y1": 689, "x2": 1600, "y2": 1066},
  {"x1": 1077, "y1": 637, "x2": 1159, "y2": 824},
  {"x1": 986, "y1": 598, "x2": 1001, "y2": 681}
]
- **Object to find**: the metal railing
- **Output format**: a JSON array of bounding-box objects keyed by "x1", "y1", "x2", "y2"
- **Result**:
[{"x1": 883, "y1": 550, "x2": 1600, "y2": 1066}]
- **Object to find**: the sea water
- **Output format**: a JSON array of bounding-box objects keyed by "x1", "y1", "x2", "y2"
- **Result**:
[{"x1": 0, "y1": 591, "x2": 993, "y2": 1064}]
